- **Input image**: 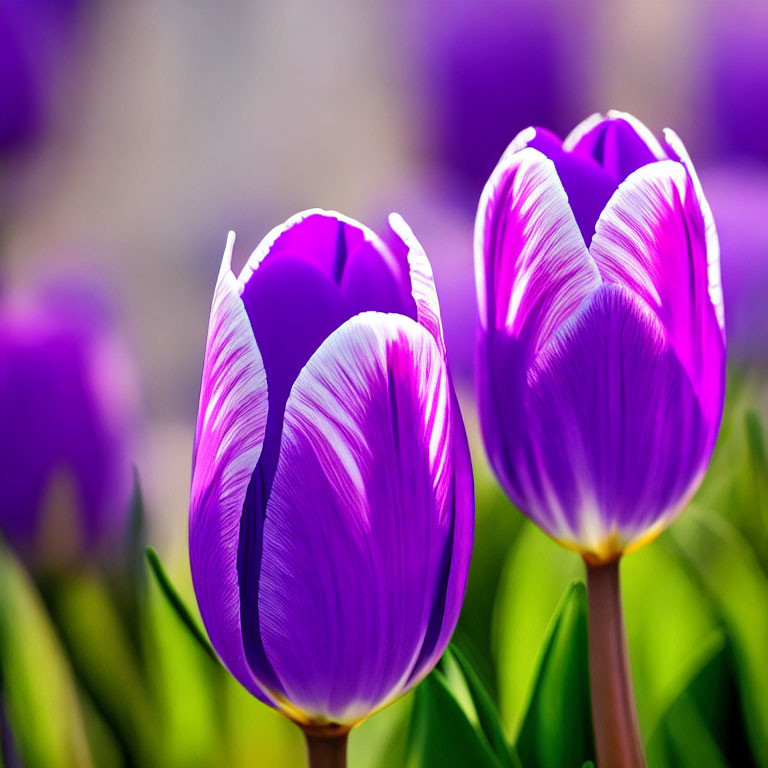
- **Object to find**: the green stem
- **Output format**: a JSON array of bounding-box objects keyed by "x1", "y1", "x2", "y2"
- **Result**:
[
  {"x1": 585, "y1": 559, "x2": 646, "y2": 768},
  {"x1": 302, "y1": 725, "x2": 349, "y2": 768}
]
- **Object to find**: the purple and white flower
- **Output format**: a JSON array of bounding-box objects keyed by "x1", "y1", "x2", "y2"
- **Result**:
[
  {"x1": 475, "y1": 111, "x2": 726, "y2": 563},
  {"x1": 189, "y1": 211, "x2": 474, "y2": 726}
]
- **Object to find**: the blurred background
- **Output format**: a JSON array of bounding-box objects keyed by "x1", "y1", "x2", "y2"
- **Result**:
[{"x1": 1, "y1": 1, "x2": 767, "y2": 767}]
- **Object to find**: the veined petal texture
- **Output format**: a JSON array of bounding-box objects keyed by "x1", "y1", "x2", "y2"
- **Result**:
[
  {"x1": 476, "y1": 113, "x2": 726, "y2": 561},
  {"x1": 475, "y1": 142, "x2": 600, "y2": 354},
  {"x1": 189, "y1": 235, "x2": 270, "y2": 701},
  {"x1": 591, "y1": 160, "x2": 725, "y2": 432},
  {"x1": 258, "y1": 312, "x2": 471, "y2": 724},
  {"x1": 190, "y1": 212, "x2": 474, "y2": 727}
]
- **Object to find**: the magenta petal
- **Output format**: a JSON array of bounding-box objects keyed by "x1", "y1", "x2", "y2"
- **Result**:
[
  {"x1": 189, "y1": 236, "x2": 270, "y2": 702},
  {"x1": 257, "y1": 313, "x2": 470, "y2": 724},
  {"x1": 591, "y1": 160, "x2": 726, "y2": 429},
  {"x1": 565, "y1": 111, "x2": 665, "y2": 182},
  {"x1": 528, "y1": 128, "x2": 618, "y2": 245},
  {"x1": 475, "y1": 144, "x2": 601, "y2": 358},
  {"x1": 483, "y1": 286, "x2": 710, "y2": 558}
]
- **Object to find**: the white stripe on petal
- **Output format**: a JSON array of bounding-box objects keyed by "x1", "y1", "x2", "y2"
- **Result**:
[
  {"x1": 475, "y1": 144, "x2": 600, "y2": 353},
  {"x1": 189, "y1": 232, "x2": 270, "y2": 701},
  {"x1": 388, "y1": 212, "x2": 445, "y2": 355},
  {"x1": 663, "y1": 128, "x2": 725, "y2": 334}
]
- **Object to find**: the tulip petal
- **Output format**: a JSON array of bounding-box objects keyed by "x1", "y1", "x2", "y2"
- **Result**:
[
  {"x1": 405, "y1": 392, "x2": 474, "y2": 686},
  {"x1": 564, "y1": 111, "x2": 665, "y2": 182},
  {"x1": 239, "y1": 252, "x2": 350, "y2": 491},
  {"x1": 662, "y1": 128, "x2": 725, "y2": 332},
  {"x1": 388, "y1": 212, "x2": 445, "y2": 354},
  {"x1": 527, "y1": 128, "x2": 618, "y2": 245},
  {"x1": 189, "y1": 234, "x2": 270, "y2": 702},
  {"x1": 239, "y1": 212, "x2": 415, "y2": 490},
  {"x1": 475, "y1": 144, "x2": 601, "y2": 358},
  {"x1": 590, "y1": 160, "x2": 726, "y2": 426},
  {"x1": 521, "y1": 286, "x2": 708, "y2": 560},
  {"x1": 239, "y1": 209, "x2": 412, "y2": 316},
  {"x1": 256, "y1": 313, "x2": 463, "y2": 724}
]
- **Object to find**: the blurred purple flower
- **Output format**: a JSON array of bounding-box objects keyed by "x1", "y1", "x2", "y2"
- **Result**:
[
  {"x1": 0, "y1": 0, "x2": 82, "y2": 154},
  {"x1": 189, "y1": 211, "x2": 474, "y2": 726},
  {"x1": 706, "y1": 2, "x2": 768, "y2": 164},
  {"x1": 702, "y1": 165, "x2": 768, "y2": 363},
  {"x1": 475, "y1": 112, "x2": 726, "y2": 563},
  {"x1": 415, "y1": 0, "x2": 591, "y2": 195},
  {"x1": 0, "y1": 277, "x2": 138, "y2": 569}
]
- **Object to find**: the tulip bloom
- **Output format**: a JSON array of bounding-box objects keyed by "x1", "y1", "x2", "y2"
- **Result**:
[
  {"x1": 189, "y1": 211, "x2": 473, "y2": 758},
  {"x1": 476, "y1": 111, "x2": 726, "y2": 564},
  {"x1": 0, "y1": 279, "x2": 137, "y2": 569},
  {"x1": 476, "y1": 112, "x2": 725, "y2": 768}
]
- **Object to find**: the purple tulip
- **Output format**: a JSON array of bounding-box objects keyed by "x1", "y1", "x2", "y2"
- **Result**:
[
  {"x1": 0, "y1": 0, "x2": 82, "y2": 154},
  {"x1": 0, "y1": 278, "x2": 138, "y2": 569},
  {"x1": 475, "y1": 111, "x2": 726, "y2": 564},
  {"x1": 189, "y1": 211, "x2": 474, "y2": 735}
]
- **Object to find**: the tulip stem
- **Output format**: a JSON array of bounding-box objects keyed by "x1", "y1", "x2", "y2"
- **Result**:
[
  {"x1": 585, "y1": 559, "x2": 646, "y2": 768},
  {"x1": 302, "y1": 726, "x2": 349, "y2": 768}
]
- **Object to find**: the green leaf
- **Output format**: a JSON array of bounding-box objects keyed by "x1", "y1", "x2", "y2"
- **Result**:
[
  {"x1": 581, "y1": 763, "x2": 596, "y2": 768},
  {"x1": 455, "y1": 462, "x2": 523, "y2": 695},
  {"x1": 647, "y1": 630, "x2": 758, "y2": 768},
  {"x1": 742, "y1": 411, "x2": 768, "y2": 564},
  {"x1": 350, "y1": 692, "x2": 412, "y2": 768},
  {"x1": 621, "y1": 532, "x2": 719, "y2": 732},
  {"x1": 408, "y1": 669, "x2": 503, "y2": 768},
  {"x1": 0, "y1": 543, "x2": 94, "y2": 768},
  {"x1": 515, "y1": 580, "x2": 595, "y2": 768},
  {"x1": 667, "y1": 510, "x2": 768, "y2": 766},
  {"x1": 493, "y1": 520, "x2": 582, "y2": 736},
  {"x1": 125, "y1": 469, "x2": 148, "y2": 598},
  {"x1": 145, "y1": 547, "x2": 218, "y2": 664},
  {"x1": 43, "y1": 570, "x2": 161, "y2": 766},
  {"x1": 448, "y1": 646, "x2": 522, "y2": 768}
]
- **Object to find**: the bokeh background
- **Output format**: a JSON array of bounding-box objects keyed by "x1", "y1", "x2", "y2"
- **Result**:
[{"x1": 1, "y1": 1, "x2": 767, "y2": 767}]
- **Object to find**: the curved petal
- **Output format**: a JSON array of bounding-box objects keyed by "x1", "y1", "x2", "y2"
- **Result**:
[
  {"x1": 474, "y1": 144, "x2": 601, "y2": 360},
  {"x1": 238, "y1": 211, "x2": 415, "y2": 492},
  {"x1": 527, "y1": 128, "x2": 618, "y2": 246},
  {"x1": 388, "y1": 212, "x2": 445, "y2": 354},
  {"x1": 518, "y1": 286, "x2": 709, "y2": 561},
  {"x1": 564, "y1": 110, "x2": 666, "y2": 182},
  {"x1": 239, "y1": 210, "x2": 412, "y2": 315},
  {"x1": 590, "y1": 160, "x2": 726, "y2": 426},
  {"x1": 256, "y1": 312, "x2": 468, "y2": 724},
  {"x1": 404, "y1": 391, "x2": 474, "y2": 687},
  {"x1": 662, "y1": 128, "x2": 725, "y2": 333},
  {"x1": 189, "y1": 233, "x2": 270, "y2": 702}
]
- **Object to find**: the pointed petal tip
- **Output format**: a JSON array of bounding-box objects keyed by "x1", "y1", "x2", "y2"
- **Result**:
[
  {"x1": 220, "y1": 230, "x2": 237, "y2": 276},
  {"x1": 388, "y1": 213, "x2": 446, "y2": 354}
]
